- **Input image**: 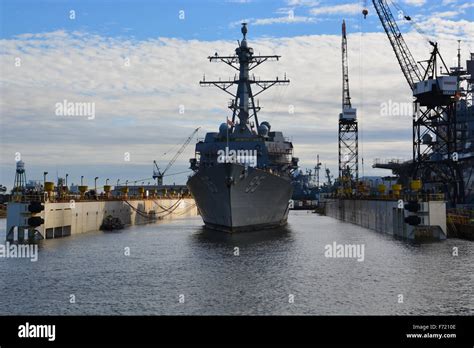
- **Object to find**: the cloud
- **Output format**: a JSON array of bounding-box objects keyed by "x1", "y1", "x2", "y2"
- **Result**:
[
  {"x1": 0, "y1": 22, "x2": 471, "y2": 187},
  {"x1": 412, "y1": 17, "x2": 474, "y2": 41},
  {"x1": 433, "y1": 10, "x2": 461, "y2": 18},
  {"x1": 286, "y1": 0, "x2": 320, "y2": 6},
  {"x1": 309, "y1": 3, "x2": 361, "y2": 16},
  {"x1": 403, "y1": 0, "x2": 426, "y2": 6},
  {"x1": 230, "y1": 11, "x2": 317, "y2": 27},
  {"x1": 253, "y1": 15, "x2": 316, "y2": 25},
  {"x1": 459, "y1": 2, "x2": 474, "y2": 10}
]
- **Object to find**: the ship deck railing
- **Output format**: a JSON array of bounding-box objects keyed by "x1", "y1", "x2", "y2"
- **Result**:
[
  {"x1": 10, "y1": 194, "x2": 46, "y2": 203},
  {"x1": 8, "y1": 193, "x2": 192, "y2": 204}
]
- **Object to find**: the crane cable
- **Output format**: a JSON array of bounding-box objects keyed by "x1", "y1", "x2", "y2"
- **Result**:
[
  {"x1": 388, "y1": 0, "x2": 433, "y2": 46},
  {"x1": 160, "y1": 128, "x2": 200, "y2": 158},
  {"x1": 359, "y1": 1, "x2": 365, "y2": 180}
]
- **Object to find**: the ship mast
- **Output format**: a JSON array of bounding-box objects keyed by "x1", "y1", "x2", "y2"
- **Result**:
[{"x1": 200, "y1": 23, "x2": 289, "y2": 135}]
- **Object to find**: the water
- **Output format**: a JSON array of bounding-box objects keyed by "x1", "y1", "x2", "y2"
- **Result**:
[{"x1": 0, "y1": 211, "x2": 472, "y2": 315}]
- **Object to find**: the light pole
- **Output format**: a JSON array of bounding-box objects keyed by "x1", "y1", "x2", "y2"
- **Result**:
[
  {"x1": 43, "y1": 172, "x2": 48, "y2": 186},
  {"x1": 81, "y1": 175, "x2": 84, "y2": 186},
  {"x1": 106, "y1": 178, "x2": 109, "y2": 185},
  {"x1": 94, "y1": 177, "x2": 99, "y2": 193},
  {"x1": 117, "y1": 179, "x2": 120, "y2": 187},
  {"x1": 65, "y1": 173, "x2": 69, "y2": 187}
]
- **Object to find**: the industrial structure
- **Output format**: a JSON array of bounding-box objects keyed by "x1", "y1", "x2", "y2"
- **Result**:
[
  {"x1": 338, "y1": 20, "x2": 359, "y2": 196},
  {"x1": 372, "y1": 0, "x2": 473, "y2": 207},
  {"x1": 6, "y1": 160, "x2": 197, "y2": 242},
  {"x1": 6, "y1": 133, "x2": 200, "y2": 242},
  {"x1": 315, "y1": 154, "x2": 322, "y2": 189},
  {"x1": 153, "y1": 127, "x2": 200, "y2": 186},
  {"x1": 13, "y1": 160, "x2": 27, "y2": 196},
  {"x1": 322, "y1": 1, "x2": 474, "y2": 241}
]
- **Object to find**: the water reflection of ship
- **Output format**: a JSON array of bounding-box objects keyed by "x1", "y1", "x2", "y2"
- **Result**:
[{"x1": 193, "y1": 224, "x2": 293, "y2": 245}]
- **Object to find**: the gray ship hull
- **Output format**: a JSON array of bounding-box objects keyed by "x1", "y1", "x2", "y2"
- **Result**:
[{"x1": 187, "y1": 163, "x2": 293, "y2": 232}]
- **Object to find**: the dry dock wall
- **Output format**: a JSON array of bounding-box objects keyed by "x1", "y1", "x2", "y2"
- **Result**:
[
  {"x1": 7, "y1": 198, "x2": 197, "y2": 240},
  {"x1": 324, "y1": 199, "x2": 447, "y2": 240}
]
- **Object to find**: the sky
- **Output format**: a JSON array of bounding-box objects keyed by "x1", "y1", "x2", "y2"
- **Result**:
[{"x1": 0, "y1": 0, "x2": 473, "y2": 189}]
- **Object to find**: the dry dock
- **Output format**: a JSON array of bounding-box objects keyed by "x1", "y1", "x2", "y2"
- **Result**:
[
  {"x1": 6, "y1": 195, "x2": 197, "y2": 242},
  {"x1": 324, "y1": 197, "x2": 447, "y2": 241}
]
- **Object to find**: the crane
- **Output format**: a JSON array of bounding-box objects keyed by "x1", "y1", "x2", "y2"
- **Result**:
[
  {"x1": 153, "y1": 127, "x2": 200, "y2": 186},
  {"x1": 372, "y1": 0, "x2": 422, "y2": 91},
  {"x1": 338, "y1": 20, "x2": 359, "y2": 195},
  {"x1": 342, "y1": 20, "x2": 352, "y2": 110},
  {"x1": 371, "y1": 0, "x2": 464, "y2": 205},
  {"x1": 314, "y1": 154, "x2": 322, "y2": 189}
]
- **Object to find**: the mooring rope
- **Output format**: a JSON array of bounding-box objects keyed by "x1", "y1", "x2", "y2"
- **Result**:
[
  {"x1": 123, "y1": 200, "x2": 156, "y2": 220},
  {"x1": 175, "y1": 203, "x2": 197, "y2": 216},
  {"x1": 123, "y1": 197, "x2": 185, "y2": 220},
  {"x1": 152, "y1": 197, "x2": 183, "y2": 212},
  {"x1": 154, "y1": 199, "x2": 186, "y2": 218}
]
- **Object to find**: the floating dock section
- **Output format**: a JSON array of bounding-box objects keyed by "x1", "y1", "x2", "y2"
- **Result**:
[
  {"x1": 6, "y1": 197, "x2": 197, "y2": 242},
  {"x1": 324, "y1": 198, "x2": 447, "y2": 241}
]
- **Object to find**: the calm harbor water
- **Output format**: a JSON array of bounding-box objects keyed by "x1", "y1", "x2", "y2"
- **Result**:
[{"x1": 0, "y1": 211, "x2": 472, "y2": 315}]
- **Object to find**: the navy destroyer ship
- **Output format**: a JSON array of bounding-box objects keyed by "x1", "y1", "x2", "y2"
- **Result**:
[{"x1": 187, "y1": 23, "x2": 298, "y2": 232}]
